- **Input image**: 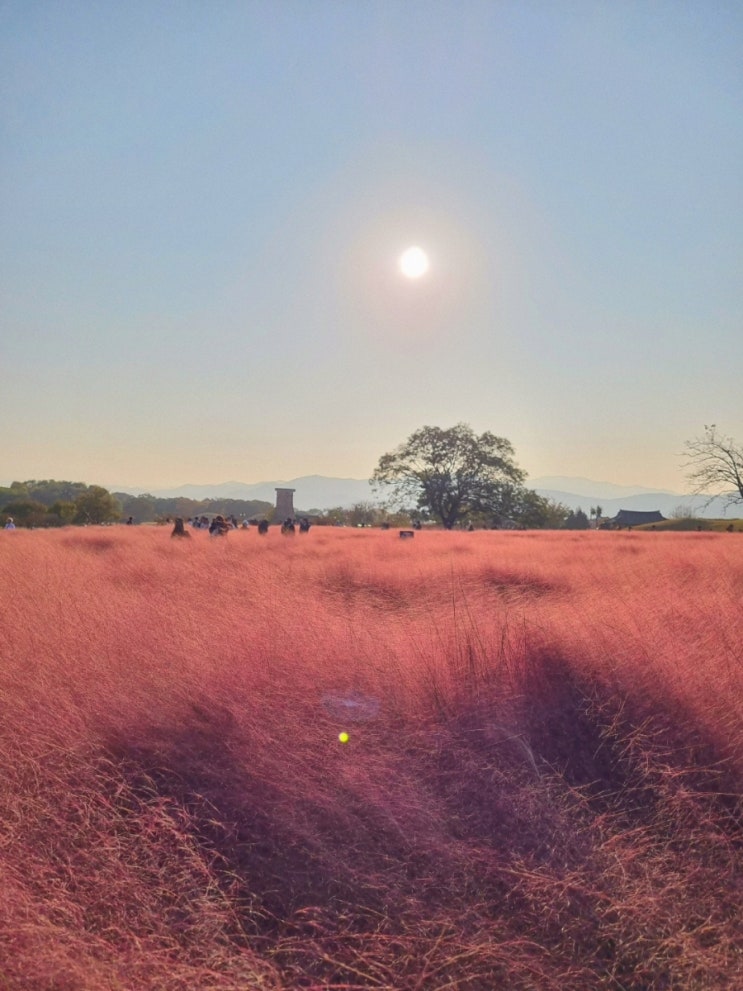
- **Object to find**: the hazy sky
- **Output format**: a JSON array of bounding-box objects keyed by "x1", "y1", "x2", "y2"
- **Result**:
[{"x1": 2, "y1": 1, "x2": 741, "y2": 492}]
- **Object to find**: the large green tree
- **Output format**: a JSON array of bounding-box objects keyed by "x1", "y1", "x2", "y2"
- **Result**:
[
  {"x1": 72, "y1": 486, "x2": 121, "y2": 525},
  {"x1": 493, "y1": 488, "x2": 571, "y2": 530},
  {"x1": 372, "y1": 423, "x2": 526, "y2": 529}
]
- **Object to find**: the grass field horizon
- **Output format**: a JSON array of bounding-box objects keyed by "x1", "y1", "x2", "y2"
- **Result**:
[{"x1": 1, "y1": 526, "x2": 741, "y2": 989}]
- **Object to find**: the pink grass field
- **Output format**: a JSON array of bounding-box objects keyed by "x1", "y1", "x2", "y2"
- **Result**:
[{"x1": 1, "y1": 526, "x2": 741, "y2": 990}]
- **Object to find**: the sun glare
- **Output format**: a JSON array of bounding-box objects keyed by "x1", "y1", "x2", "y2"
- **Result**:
[{"x1": 398, "y1": 245, "x2": 429, "y2": 279}]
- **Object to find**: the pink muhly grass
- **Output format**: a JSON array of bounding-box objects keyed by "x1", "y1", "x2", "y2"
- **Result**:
[{"x1": 0, "y1": 525, "x2": 741, "y2": 989}]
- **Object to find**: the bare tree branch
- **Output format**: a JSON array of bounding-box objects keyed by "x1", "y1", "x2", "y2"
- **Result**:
[{"x1": 682, "y1": 425, "x2": 743, "y2": 508}]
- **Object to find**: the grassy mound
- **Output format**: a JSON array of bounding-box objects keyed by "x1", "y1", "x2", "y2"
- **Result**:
[{"x1": 636, "y1": 517, "x2": 743, "y2": 532}]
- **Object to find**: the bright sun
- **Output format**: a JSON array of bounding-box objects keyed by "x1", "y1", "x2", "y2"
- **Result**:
[{"x1": 398, "y1": 245, "x2": 429, "y2": 279}]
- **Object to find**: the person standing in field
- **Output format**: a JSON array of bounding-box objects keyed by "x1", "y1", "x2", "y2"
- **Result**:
[
  {"x1": 171, "y1": 517, "x2": 190, "y2": 538},
  {"x1": 4, "y1": 517, "x2": 15, "y2": 530}
]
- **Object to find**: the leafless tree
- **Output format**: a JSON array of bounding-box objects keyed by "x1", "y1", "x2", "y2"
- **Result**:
[{"x1": 683, "y1": 425, "x2": 743, "y2": 508}]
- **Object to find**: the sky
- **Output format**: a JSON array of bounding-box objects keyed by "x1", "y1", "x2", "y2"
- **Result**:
[{"x1": 1, "y1": 0, "x2": 741, "y2": 493}]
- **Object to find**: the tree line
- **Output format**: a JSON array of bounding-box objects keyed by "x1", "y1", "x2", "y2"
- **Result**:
[
  {"x1": 115, "y1": 492, "x2": 274, "y2": 525},
  {"x1": 0, "y1": 473, "x2": 573, "y2": 530},
  {"x1": 4, "y1": 423, "x2": 740, "y2": 530},
  {"x1": 371, "y1": 422, "x2": 743, "y2": 529},
  {"x1": 0, "y1": 481, "x2": 275, "y2": 528},
  {"x1": 0, "y1": 480, "x2": 121, "y2": 527}
]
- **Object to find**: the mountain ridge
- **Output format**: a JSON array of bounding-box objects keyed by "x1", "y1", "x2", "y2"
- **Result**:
[
  {"x1": 108, "y1": 475, "x2": 738, "y2": 518},
  {"x1": 527, "y1": 475, "x2": 678, "y2": 498}
]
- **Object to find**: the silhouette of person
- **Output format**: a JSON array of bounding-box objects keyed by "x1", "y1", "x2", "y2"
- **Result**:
[{"x1": 171, "y1": 517, "x2": 190, "y2": 538}]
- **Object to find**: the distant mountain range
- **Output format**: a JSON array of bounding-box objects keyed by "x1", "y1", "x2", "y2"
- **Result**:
[
  {"x1": 111, "y1": 474, "x2": 739, "y2": 518},
  {"x1": 528, "y1": 476, "x2": 676, "y2": 499},
  {"x1": 114, "y1": 476, "x2": 375, "y2": 511},
  {"x1": 531, "y1": 489, "x2": 732, "y2": 520}
]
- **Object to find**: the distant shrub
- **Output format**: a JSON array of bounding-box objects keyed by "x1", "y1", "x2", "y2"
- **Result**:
[
  {"x1": 671, "y1": 503, "x2": 696, "y2": 519},
  {"x1": 1, "y1": 499, "x2": 49, "y2": 527}
]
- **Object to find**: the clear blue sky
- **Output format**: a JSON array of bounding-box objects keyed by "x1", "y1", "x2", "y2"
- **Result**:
[{"x1": 2, "y1": 1, "x2": 741, "y2": 491}]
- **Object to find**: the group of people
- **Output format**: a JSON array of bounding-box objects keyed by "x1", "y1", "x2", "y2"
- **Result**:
[
  {"x1": 280, "y1": 517, "x2": 312, "y2": 534},
  {"x1": 170, "y1": 514, "x2": 238, "y2": 536},
  {"x1": 170, "y1": 515, "x2": 312, "y2": 538},
  {"x1": 187, "y1": 514, "x2": 243, "y2": 531}
]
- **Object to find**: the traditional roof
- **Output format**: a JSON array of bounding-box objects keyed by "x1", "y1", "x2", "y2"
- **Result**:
[{"x1": 611, "y1": 509, "x2": 666, "y2": 527}]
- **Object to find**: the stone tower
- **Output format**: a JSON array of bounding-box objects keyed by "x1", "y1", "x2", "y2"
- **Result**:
[{"x1": 275, "y1": 487, "x2": 295, "y2": 520}]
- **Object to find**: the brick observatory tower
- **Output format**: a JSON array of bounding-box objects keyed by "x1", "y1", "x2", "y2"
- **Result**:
[{"x1": 275, "y1": 488, "x2": 295, "y2": 520}]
